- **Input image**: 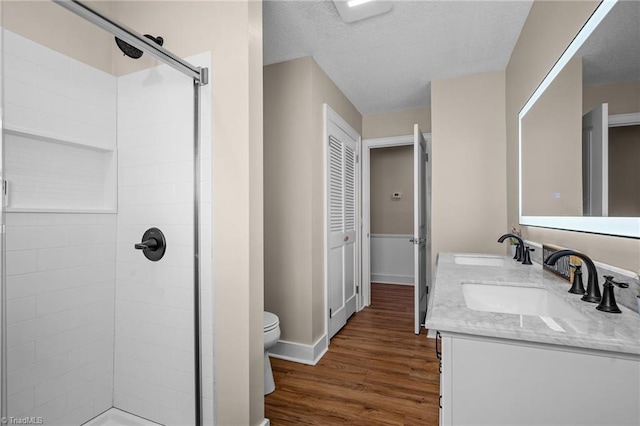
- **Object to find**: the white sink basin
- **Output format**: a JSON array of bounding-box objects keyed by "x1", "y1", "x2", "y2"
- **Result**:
[
  {"x1": 454, "y1": 255, "x2": 505, "y2": 267},
  {"x1": 462, "y1": 282, "x2": 584, "y2": 320}
]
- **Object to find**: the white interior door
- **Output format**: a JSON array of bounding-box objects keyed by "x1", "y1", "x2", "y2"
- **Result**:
[
  {"x1": 326, "y1": 106, "x2": 360, "y2": 339},
  {"x1": 413, "y1": 124, "x2": 428, "y2": 335},
  {"x1": 582, "y1": 103, "x2": 609, "y2": 216}
]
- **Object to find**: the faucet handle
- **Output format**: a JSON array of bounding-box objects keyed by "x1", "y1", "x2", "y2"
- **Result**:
[
  {"x1": 568, "y1": 263, "x2": 586, "y2": 295},
  {"x1": 597, "y1": 275, "x2": 624, "y2": 313},
  {"x1": 522, "y1": 246, "x2": 534, "y2": 265},
  {"x1": 604, "y1": 275, "x2": 629, "y2": 289}
]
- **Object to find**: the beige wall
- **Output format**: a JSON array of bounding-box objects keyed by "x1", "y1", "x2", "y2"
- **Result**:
[
  {"x1": 263, "y1": 57, "x2": 362, "y2": 346},
  {"x1": 431, "y1": 71, "x2": 507, "y2": 265},
  {"x1": 521, "y1": 56, "x2": 583, "y2": 216},
  {"x1": 363, "y1": 107, "x2": 431, "y2": 139},
  {"x1": 2, "y1": 0, "x2": 114, "y2": 73},
  {"x1": 506, "y1": 0, "x2": 640, "y2": 272},
  {"x1": 263, "y1": 58, "x2": 314, "y2": 345},
  {"x1": 584, "y1": 80, "x2": 640, "y2": 115},
  {"x1": 609, "y1": 125, "x2": 640, "y2": 217},
  {"x1": 370, "y1": 146, "x2": 414, "y2": 234}
]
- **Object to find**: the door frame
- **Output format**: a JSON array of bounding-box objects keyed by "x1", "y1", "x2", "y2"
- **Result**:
[
  {"x1": 361, "y1": 133, "x2": 431, "y2": 309},
  {"x1": 323, "y1": 104, "x2": 361, "y2": 344}
]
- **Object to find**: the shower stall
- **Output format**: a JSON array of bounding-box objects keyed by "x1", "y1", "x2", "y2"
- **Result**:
[{"x1": 0, "y1": 1, "x2": 213, "y2": 424}]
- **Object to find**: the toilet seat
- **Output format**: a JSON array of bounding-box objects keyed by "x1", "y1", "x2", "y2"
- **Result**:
[{"x1": 264, "y1": 311, "x2": 279, "y2": 333}]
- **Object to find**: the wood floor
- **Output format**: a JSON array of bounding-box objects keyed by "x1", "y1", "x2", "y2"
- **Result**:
[{"x1": 265, "y1": 283, "x2": 440, "y2": 425}]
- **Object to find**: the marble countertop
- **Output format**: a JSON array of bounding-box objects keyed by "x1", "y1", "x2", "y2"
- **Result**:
[{"x1": 425, "y1": 253, "x2": 640, "y2": 356}]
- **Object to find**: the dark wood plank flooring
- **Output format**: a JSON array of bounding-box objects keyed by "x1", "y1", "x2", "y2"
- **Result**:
[{"x1": 265, "y1": 283, "x2": 440, "y2": 425}]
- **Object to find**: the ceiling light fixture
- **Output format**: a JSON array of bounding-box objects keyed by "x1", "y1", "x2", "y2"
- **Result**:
[
  {"x1": 333, "y1": 0, "x2": 392, "y2": 23},
  {"x1": 348, "y1": 0, "x2": 373, "y2": 8}
]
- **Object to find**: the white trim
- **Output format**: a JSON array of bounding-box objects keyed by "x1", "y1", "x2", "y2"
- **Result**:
[
  {"x1": 268, "y1": 335, "x2": 329, "y2": 366},
  {"x1": 371, "y1": 274, "x2": 414, "y2": 285},
  {"x1": 608, "y1": 112, "x2": 640, "y2": 127},
  {"x1": 323, "y1": 105, "x2": 329, "y2": 348},
  {"x1": 259, "y1": 419, "x2": 270, "y2": 426},
  {"x1": 371, "y1": 233, "x2": 414, "y2": 238},
  {"x1": 366, "y1": 134, "x2": 415, "y2": 148},
  {"x1": 362, "y1": 134, "x2": 429, "y2": 309},
  {"x1": 518, "y1": 0, "x2": 640, "y2": 239}
]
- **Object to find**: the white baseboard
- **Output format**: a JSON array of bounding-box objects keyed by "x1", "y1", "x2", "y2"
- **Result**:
[
  {"x1": 258, "y1": 419, "x2": 270, "y2": 426},
  {"x1": 371, "y1": 273, "x2": 414, "y2": 285},
  {"x1": 268, "y1": 334, "x2": 328, "y2": 366}
]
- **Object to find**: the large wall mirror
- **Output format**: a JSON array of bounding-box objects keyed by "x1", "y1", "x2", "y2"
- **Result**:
[{"x1": 519, "y1": 0, "x2": 640, "y2": 238}]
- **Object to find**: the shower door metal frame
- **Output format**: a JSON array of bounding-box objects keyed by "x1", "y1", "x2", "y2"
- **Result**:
[{"x1": 1, "y1": 1, "x2": 210, "y2": 424}]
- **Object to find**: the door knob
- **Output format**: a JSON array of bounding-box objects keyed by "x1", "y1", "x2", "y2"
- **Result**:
[{"x1": 344, "y1": 236, "x2": 349, "y2": 242}]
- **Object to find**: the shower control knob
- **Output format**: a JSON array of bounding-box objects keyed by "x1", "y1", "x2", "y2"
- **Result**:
[{"x1": 135, "y1": 227, "x2": 166, "y2": 261}]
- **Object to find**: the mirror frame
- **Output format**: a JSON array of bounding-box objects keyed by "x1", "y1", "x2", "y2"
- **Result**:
[{"x1": 518, "y1": 0, "x2": 640, "y2": 239}]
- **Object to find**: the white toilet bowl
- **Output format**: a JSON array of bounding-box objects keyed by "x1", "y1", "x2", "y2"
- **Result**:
[{"x1": 263, "y1": 311, "x2": 281, "y2": 395}]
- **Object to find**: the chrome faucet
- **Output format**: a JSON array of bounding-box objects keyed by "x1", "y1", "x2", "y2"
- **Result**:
[
  {"x1": 544, "y1": 249, "x2": 602, "y2": 303},
  {"x1": 498, "y1": 233, "x2": 525, "y2": 262}
]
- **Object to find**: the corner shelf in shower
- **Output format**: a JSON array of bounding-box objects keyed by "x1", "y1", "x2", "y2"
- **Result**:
[{"x1": 2, "y1": 125, "x2": 117, "y2": 213}]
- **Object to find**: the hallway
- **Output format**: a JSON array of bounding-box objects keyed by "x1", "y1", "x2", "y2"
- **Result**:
[{"x1": 265, "y1": 283, "x2": 440, "y2": 425}]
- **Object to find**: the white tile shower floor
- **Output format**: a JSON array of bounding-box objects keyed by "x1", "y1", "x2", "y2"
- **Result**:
[{"x1": 82, "y1": 409, "x2": 160, "y2": 426}]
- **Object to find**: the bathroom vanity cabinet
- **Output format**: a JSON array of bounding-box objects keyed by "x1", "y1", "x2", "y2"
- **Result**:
[
  {"x1": 437, "y1": 332, "x2": 639, "y2": 426},
  {"x1": 426, "y1": 253, "x2": 640, "y2": 426}
]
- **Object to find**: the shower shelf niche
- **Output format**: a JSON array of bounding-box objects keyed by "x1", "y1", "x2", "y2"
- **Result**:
[
  {"x1": 3, "y1": 125, "x2": 115, "y2": 152},
  {"x1": 3, "y1": 126, "x2": 117, "y2": 213}
]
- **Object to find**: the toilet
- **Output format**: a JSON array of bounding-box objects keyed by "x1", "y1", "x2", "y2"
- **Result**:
[{"x1": 263, "y1": 311, "x2": 281, "y2": 395}]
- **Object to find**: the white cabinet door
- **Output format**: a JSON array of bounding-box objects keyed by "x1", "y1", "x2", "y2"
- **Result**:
[
  {"x1": 439, "y1": 333, "x2": 640, "y2": 426},
  {"x1": 326, "y1": 107, "x2": 360, "y2": 339}
]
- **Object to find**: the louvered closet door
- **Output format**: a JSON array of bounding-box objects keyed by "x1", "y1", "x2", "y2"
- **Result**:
[{"x1": 328, "y1": 121, "x2": 358, "y2": 339}]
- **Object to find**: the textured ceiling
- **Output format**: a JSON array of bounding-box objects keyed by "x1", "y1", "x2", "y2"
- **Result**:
[
  {"x1": 579, "y1": 0, "x2": 640, "y2": 87},
  {"x1": 263, "y1": 0, "x2": 533, "y2": 115}
]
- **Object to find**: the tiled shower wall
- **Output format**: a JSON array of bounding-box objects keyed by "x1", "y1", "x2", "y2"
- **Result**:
[
  {"x1": 4, "y1": 31, "x2": 117, "y2": 425},
  {"x1": 2, "y1": 31, "x2": 116, "y2": 148},
  {"x1": 114, "y1": 52, "x2": 213, "y2": 425},
  {"x1": 5, "y1": 214, "x2": 117, "y2": 425}
]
